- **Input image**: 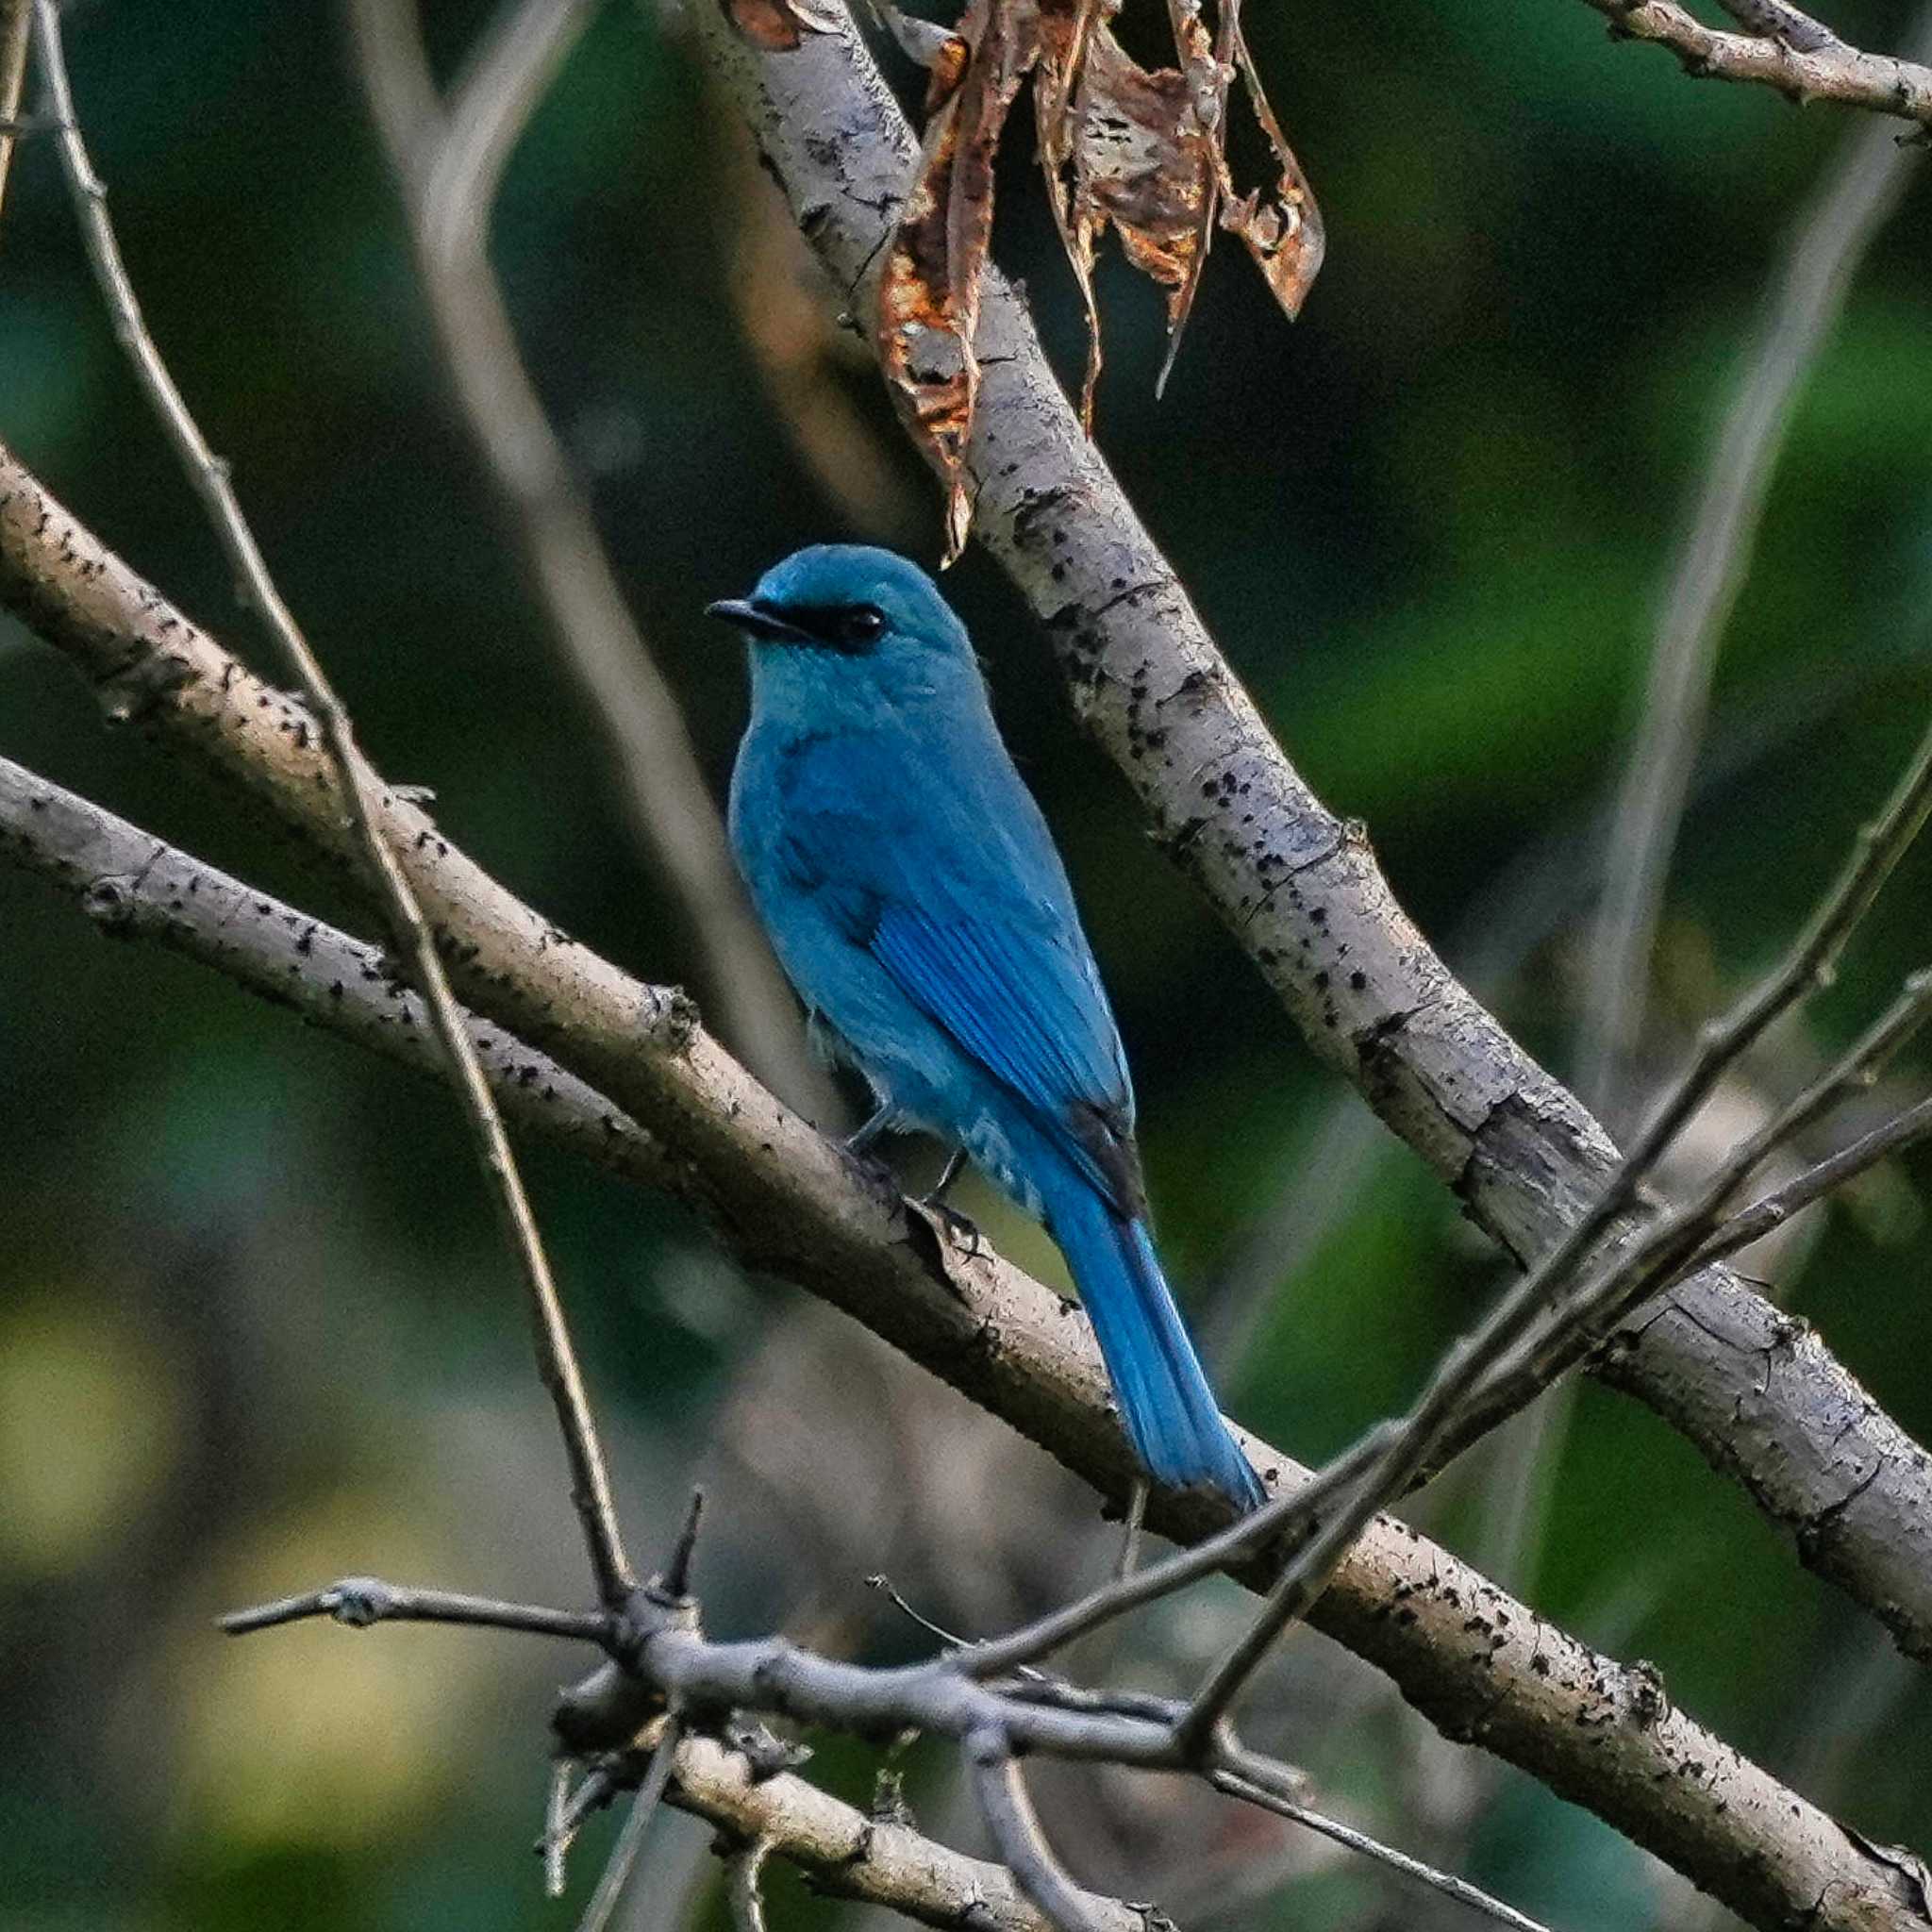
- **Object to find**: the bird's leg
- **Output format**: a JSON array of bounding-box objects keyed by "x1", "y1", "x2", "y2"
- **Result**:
[
  {"x1": 843, "y1": 1103, "x2": 894, "y2": 1155},
  {"x1": 915, "y1": 1148, "x2": 981, "y2": 1255},
  {"x1": 839, "y1": 1103, "x2": 900, "y2": 1197},
  {"x1": 1112, "y1": 1481, "x2": 1149, "y2": 1582}
]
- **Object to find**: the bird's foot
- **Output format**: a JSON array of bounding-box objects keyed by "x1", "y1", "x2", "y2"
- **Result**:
[{"x1": 915, "y1": 1189, "x2": 982, "y2": 1257}]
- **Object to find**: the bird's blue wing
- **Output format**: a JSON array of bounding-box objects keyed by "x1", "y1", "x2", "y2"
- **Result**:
[{"x1": 768, "y1": 727, "x2": 1138, "y2": 1206}]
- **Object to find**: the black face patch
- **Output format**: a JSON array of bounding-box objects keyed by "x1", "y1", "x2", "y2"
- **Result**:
[{"x1": 752, "y1": 598, "x2": 888, "y2": 654}]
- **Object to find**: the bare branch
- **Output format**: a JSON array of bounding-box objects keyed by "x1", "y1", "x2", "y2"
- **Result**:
[
  {"x1": 28, "y1": 0, "x2": 635, "y2": 1607},
  {"x1": 0, "y1": 0, "x2": 27, "y2": 231},
  {"x1": 1210, "y1": 1764, "x2": 1555, "y2": 1932},
  {"x1": 0, "y1": 758, "x2": 674, "y2": 1198},
  {"x1": 969, "y1": 1736, "x2": 1111, "y2": 1932},
  {"x1": 1577, "y1": 0, "x2": 1932, "y2": 128},
  {"x1": 341, "y1": 0, "x2": 829, "y2": 1114},
  {"x1": 422, "y1": 0, "x2": 597, "y2": 267},
  {"x1": 1578, "y1": 58, "x2": 1928, "y2": 1118},
  {"x1": 576, "y1": 1716, "x2": 683, "y2": 1932},
  {"x1": 723, "y1": 1837, "x2": 772, "y2": 1932},
  {"x1": 668, "y1": 1731, "x2": 1151, "y2": 1932},
  {"x1": 217, "y1": 1575, "x2": 611, "y2": 1643},
  {"x1": 1, "y1": 456, "x2": 1923, "y2": 1927},
  {"x1": 1682, "y1": 1093, "x2": 1932, "y2": 1272},
  {"x1": 691, "y1": 0, "x2": 1932, "y2": 1661},
  {"x1": 1710, "y1": 0, "x2": 1842, "y2": 50}
]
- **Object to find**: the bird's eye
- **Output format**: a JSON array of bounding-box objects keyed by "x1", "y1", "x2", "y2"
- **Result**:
[{"x1": 841, "y1": 606, "x2": 886, "y2": 645}]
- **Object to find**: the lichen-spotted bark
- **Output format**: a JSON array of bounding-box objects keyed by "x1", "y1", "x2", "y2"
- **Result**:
[
  {"x1": 688, "y1": 6, "x2": 1932, "y2": 1666},
  {"x1": 5, "y1": 441, "x2": 1930, "y2": 1931}
]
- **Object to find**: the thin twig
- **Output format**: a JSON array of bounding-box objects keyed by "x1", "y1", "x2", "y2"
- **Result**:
[
  {"x1": 0, "y1": 0, "x2": 28, "y2": 231},
  {"x1": 217, "y1": 1575, "x2": 611, "y2": 1641},
  {"x1": 961, "y1": 1432, "x2": 1388, "y2": 1680},
  {"x1": 29, "y1": 0, "x2": 635, "y2": 1607},
  {"x1": 724, "y1": 1838, "x2": 774, "y2": 1932},
  {"x1": 1578, "y1": 39, "x2": 1928, "y2": 1120},
  {"x1": 343, "y1": 0, "x2": 829, "y2": 1114},
  {"x1": 968, "y1": 1734, "x2": 1109, "y2": 1932},
  {"x1": 576, "y1": 1719, "x2": 685, "y2": 1932},
  {"x1": 1680, "y1": 1092, "x2": 1932, "y2": 1273},
  {"x1": 660, "y1": 1488, "x2": 707, "y2": 1600},
  {"x1": 546, "y1": 1760, "x2": 575, "y2": 1898},
  {"x1": 422, "y1": 0, "x2": 597, "y2": 267},
  {"x1": 1210, "y1": 1765, "x2": 1556, "y2": 1932}
]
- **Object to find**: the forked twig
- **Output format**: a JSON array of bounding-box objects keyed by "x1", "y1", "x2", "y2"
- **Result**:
[{"x1": 969, "y1": 1734, "x2": 1109, "y2": 1932}]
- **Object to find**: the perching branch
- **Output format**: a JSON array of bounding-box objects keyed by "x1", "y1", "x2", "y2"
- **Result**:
[
  {"x1": 340, "y1": 0, "x2": 827, "y2": 1115},
  {"x1": 1, "y1": 488, "x2": 1925, "y2": 1926},
  {"x1": 1574, "y1": 0, "x2": 1932, "y2": 130},
  {"x1": 690, "y1": 0, "x2": 1932, "y2": 1662},
  {"x1": 27, "y1": 0, "x2": 635, "y2": 1607}
]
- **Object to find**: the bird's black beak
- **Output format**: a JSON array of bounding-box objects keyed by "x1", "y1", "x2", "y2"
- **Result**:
[{"x1": 706, "y1": 597, "x2": 811, "y2": 645}]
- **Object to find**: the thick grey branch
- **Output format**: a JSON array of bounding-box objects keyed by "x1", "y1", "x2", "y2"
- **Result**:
[
  {"x1": 0, "y1": 758, "x2": 673, "y2": 1195},
  {"x1": 690, "y1": 0, "x2": 1932, "y2": 1663}
]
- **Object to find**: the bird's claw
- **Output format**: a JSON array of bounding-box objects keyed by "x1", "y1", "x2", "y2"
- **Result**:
[{"x1": 916, "y1": 1191, "x2": 982, "y2": 1257}]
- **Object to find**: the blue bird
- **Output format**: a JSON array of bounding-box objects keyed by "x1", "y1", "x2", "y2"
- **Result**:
[{"x1": 709, "y1": 544, "x2": 1263, "y2": 1510}]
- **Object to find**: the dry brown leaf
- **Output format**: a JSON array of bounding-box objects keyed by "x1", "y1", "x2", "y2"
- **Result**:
[
  {"x1": 1220, "y1": 21, "x2": 1324, "y2": 320},
  {"x1": 877, "y1": 0, "x2": 1037, "y2": 559},
  {"x1": 722, "y1": 0, "x2": 846, "y2": 53},
  {"x1": 874, "y1": 0, "x2": 1321, "y2": 551}
]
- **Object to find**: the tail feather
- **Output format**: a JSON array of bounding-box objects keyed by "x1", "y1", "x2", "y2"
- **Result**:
[{"x1": 1046, "y1": 1176, "x2": 1263, "y2": 1509}]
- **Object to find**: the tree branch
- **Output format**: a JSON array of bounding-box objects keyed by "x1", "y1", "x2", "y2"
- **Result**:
[
  {"x1": 0, "y1": 516, "x2": 1924, "y2": 1924},
  {"x1": 0, "y1": 0, "x2": 27, "y2": 233},
  {"x1": 1575, "y1": 0, "x2": 1932, "y2": 129},
  {"x1": 0, "y1": 757, "x2": 675, "y2": 1196},
  {"x1": 671, "y1": 1734, "x2": 1152, "y2": 1932},
  {"x1": 688, "y1": 0, "x2": 1932, "y2": 1661}
]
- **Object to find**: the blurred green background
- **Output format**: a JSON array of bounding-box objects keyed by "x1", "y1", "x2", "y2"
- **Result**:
[{"x1": 4, "y1": 1, "x2": 1932, "y2": 1928}]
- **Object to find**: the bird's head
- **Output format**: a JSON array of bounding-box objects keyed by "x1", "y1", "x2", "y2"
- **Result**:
[{"x1": 708, "y1": 544, "x2": 983, "y2": 727}]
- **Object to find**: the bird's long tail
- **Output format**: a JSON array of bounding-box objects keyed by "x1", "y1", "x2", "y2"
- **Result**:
[{"x1": 1044, "y1": 1173, "x2": 1263, "y2": 1509}]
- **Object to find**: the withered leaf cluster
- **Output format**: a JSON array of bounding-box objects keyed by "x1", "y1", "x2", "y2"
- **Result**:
[{"x1": 724, "y1": 0, "x2": 1322, "y2": 558}]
